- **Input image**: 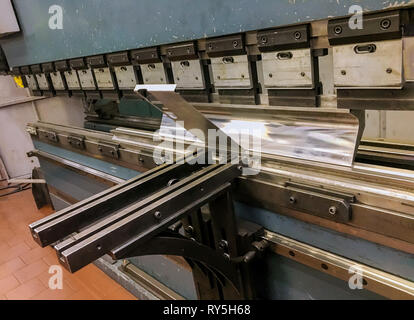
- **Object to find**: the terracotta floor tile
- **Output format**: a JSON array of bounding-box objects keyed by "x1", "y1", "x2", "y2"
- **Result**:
[
  {"x1": 6, "y1": 235, "x2": 30, "y2": 248},
  {"x1": 31, "y1": 285, "x2": 77, "y2": 300},
  {"x1": 36, "y1": 268, "x2": 82, "y2": 293},
  {"x1": 0, "y1": 243, "x2": 31, "y2": 265},
  {"x1": 0, "y1": 228, "x2": 15, "y2": 241},
  {"x1": 42, "y1": 252, "x2": 60, "y2": 266},
  {"x1": 0, "y1": 275, "x2": 19, "y2": 295},
  {"x1": 0, "y1": 257, "x2": 25, "y2": 280},
  {"x1": 74, "y1": 264, "x2": 122, "y2": 297},
  {"x1": 19, "y1": 246, "x2": 51, "y2": 265},
  {"x1": 6, "y1": 278, "x2": 46, "y2": 300},
  {"x1": 13, "y1": 259, "x2": 49, "y2": 284},
  {"x1": 103, "y1": 286, "x2": 136, "y2": 300},
  {"x1": 0, "y1": 189, "x2": 137, "y2": 300},
  {"x1": 67, "y1": 290, "x2": 99, "y2": 300},
  {"x1": 0, "y1": 243, "x2": 10, "y2": 253},
  {"x1": 25, "y1": 239, "x2": 39, "y2": 250}
]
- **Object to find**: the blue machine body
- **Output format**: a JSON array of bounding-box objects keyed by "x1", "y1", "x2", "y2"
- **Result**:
[{"x1": 1, "y1": 0, "x2": 412, "y2": 67}]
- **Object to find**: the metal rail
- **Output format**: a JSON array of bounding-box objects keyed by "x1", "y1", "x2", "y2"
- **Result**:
[
  {"x1": 29, "y1": 148, "x2": 414, "y2": 299},
  {"x1": 264, "y1": 231, "x2": 414, "y2": 300}
]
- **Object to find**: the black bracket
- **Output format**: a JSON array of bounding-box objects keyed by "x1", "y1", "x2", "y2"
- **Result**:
[
  {"x1": 257, "y1": 24, "x2": 310, "y2": 52},
  {"x1": 328, "y1": 10, "x2": 405, "y2": 45}
]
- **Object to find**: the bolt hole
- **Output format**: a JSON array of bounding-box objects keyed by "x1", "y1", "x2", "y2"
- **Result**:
[
  {"x1": 363, "y1": 279, "x2": 368, "y2": 286},
  {"x1": 334, "y1": 25, "x2": 342, "y2": 35},
  {"x1": 289, "y1": 250, "x2": 295, "y2": 257},
  {"x1": 321, "y1": 263, "x2": 328, "y2": 270},
  {"x1": 380, "y1": 19, "x2": 391, "y2": 30}
]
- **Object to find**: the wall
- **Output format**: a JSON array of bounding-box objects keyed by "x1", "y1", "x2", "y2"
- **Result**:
[
  {"x1": 0, "y1": 76, "x2": 39, "y2": 179},
  {"x1": 0, "y1": 75, "x2": 84, "y2": 179}
]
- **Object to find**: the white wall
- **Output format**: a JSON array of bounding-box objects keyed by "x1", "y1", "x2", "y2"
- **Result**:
[
  {"x1": 0, "y1": 76, "x2": 84, "y2": 178},
  {"x1": 0, "y1": 76, "x2": 39, "y2": 178},
  {"x1": 34, "y1": 96, "x2": 85, "y2": 127}
]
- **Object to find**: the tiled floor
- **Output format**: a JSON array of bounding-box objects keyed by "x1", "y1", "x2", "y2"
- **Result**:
[{"x1": 0, "y1": 188, "x2": 136, "y2": 300}]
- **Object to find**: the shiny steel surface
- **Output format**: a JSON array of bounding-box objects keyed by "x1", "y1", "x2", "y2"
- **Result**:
[{"x1": 159, "y1": 105, "x2": 363, "y2": 167}]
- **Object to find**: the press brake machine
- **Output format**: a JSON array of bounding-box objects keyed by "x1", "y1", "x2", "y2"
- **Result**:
[{"x1": 0, "y1": 1, "x2": 414, "y2": 300}]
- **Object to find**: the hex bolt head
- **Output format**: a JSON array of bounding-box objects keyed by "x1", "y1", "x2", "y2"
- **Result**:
[
  {"x1": 232, "y1": 40, "x2": 238, "y2": 48},
  {"x1": 184, "y1": 225, "x2": 194, "y2": 235},
  {"x1": 289, "y1": 196, "x2": 296, "y2": 204},
  {"x1": 261, "y1": 36, "x2": 268, "y2": 44},
  {"x1": 153, "y1": 211, "x2": 162, "y2": 220},
  {"x1": 294, "y1": 31, "x2": 301, "y2": 40},
  {"x1": 218, "y1": 239, "x2": 228, "y2": 250},
  {"x1": 223, "y1": 253, "x2": 230, "y2": 260},
  {"x1": 329, "y1": 206, "x2": 337, "y2": 215}
]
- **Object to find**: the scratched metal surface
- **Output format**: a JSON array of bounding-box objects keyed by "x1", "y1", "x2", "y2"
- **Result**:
[{"x1": 1, "y1": 0, "x2": 412, "y2": 67}]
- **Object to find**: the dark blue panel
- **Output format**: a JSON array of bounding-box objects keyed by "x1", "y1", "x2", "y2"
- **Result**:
[
  {"x1": 256, "y1": 253, "x2": 385, "y2": 300},
  {"x1": 2, "y1": 0, "x2": 411, "y2": 67},
  {"x1": 129, "y1": 256, "x2": 197, "y2": 300},
  {"x1": 39, "y1": 158, "x2": 108, "y2": 201},
  {"x1": 235, "y1": 202, "x2": 414, "y2": 282}
]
